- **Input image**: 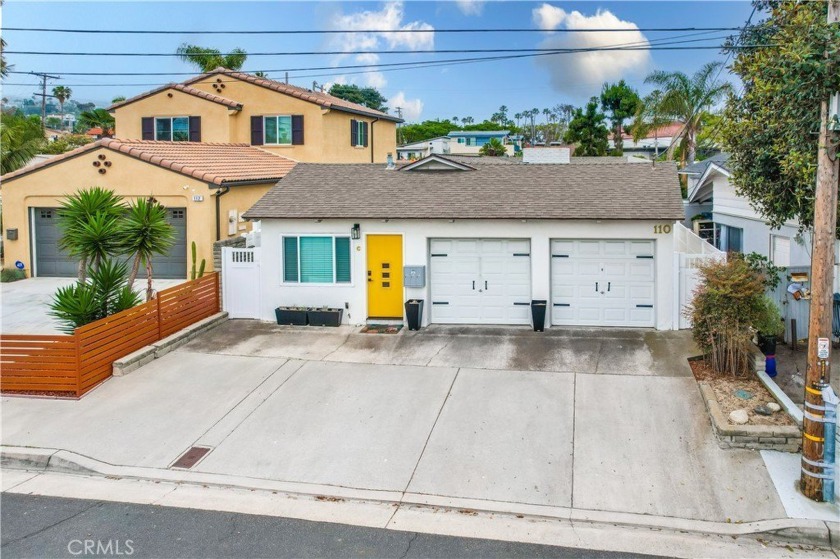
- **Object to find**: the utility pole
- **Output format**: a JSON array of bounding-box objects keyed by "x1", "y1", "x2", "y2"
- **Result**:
[
  {"x1": 801, "y1": 0, "x2": 840, "y2": 501},
  {"x1": 394, "y1": 107, "x2": 404, "y2": 145},
  {"x1": 31, "y1": 72, "x2": 60, "y2": 131}
]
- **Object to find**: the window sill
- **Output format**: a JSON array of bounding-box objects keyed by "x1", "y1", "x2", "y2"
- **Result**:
[
  {"x1": 354, "y1": 145, "x2": 367, "y2": 149},
  {"x1": 281, "y1": 283, "x2": 354, "y2": 287},
  {"x1": 263, "y1": 144, "x2": 295, "y2": 148}
]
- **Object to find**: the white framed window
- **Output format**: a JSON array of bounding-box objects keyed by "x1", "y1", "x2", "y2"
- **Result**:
[
  {"x1": 264, "y1": 115, "x2": 293, "y2": 145},
  {"x1": 282, "y1": 235, "x2": 351, "y2": 284},
  {"x1": 353, "y1": 120, "x2": 367, "y2": 147},
  {"x1": 771, "y1": 235, "x2": 791, "y2": 267},
  {"x1": 155, "y1": 117, "x2": 189, "y2": 141}
]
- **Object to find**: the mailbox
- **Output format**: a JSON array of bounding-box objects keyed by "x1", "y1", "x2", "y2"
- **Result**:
[{"x1": 404, "y1": 265, "x2": 426, "y2": 288}]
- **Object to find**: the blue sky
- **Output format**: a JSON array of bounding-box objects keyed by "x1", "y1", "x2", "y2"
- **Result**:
[{"x1": 2, "y1": 1, "x2": 755, "y2": 122}]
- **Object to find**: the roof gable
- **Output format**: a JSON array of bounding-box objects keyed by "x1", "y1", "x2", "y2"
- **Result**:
[
  {"x1": 182, "y1": 68, "x2": 402, "y2": 122},
  {"x1": 107, "y1": 83, "x2": 243, "y2": 112},
  {"x1": 399, "y1": 154, "x2": 476, "y2": 172},
  {"x1": 1, "y1": 139, "x2": 296, "y2": 186}
]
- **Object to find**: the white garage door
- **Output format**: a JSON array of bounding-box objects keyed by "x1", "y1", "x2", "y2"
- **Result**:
[
  {"x1": 430, "y1": 239, "x2": 531, "y2": 324},
  {"x1": 551, "y1": 240, "x2": 655, "y2": 327}
]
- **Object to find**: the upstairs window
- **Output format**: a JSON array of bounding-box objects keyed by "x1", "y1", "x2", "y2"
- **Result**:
[
  {"x1": 264, "y1": 115, "x2": 292, "y2": 145},
  {"x1": 155, "y1": 117, "x2": 190, "y2": 141},
  {"x1": 350, "y1": 119, "x2": 368, "y2": 147}
]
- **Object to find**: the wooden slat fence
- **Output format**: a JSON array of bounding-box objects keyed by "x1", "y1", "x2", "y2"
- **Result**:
[{"x1": 1, "y1": 273, "x2": 220, "y2": 397}]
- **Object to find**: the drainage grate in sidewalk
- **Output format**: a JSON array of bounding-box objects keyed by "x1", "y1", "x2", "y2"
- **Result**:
[{"x1": 171, "y1": 446, "x2": 212, "y2": 469}]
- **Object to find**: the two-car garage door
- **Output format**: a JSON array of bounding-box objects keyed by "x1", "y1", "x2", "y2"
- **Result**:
[
  {"x1": 428, "y1": 238, "x2": 656, "y2": 327},
  {"x1": 551, "y1": 240, "x2": 655, "y2": 327},
  {"x1": 33, "y1": 207, "x2": 188, "y2": 278}
]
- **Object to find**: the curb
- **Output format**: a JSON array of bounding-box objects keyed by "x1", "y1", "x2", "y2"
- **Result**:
[{"x1": 2, "y1": 445, "x2": 836, "y2": 548}]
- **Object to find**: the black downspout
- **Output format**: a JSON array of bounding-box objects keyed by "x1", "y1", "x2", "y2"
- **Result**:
[
  {"x1": 370, "y1": 117, "x2": 380, "y2": 163},
  {"x1": 214, "y1": 185, "x2": 231, "y2": 241}
]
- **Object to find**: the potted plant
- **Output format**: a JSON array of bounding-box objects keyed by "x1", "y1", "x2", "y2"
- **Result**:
[
  {"x1": 307, "y1": 306, "x2": 343, "y2": 327},
  {"x1": 754, "y1": 296, "x2": 784, "y2": 356},
  {"x1": 275, "y1": 306, "x2": 308, "y2": 325}
]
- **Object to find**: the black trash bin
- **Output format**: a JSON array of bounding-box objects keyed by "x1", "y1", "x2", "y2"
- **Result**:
[
  {"x1": 531, "y1": 300, "x2": 547, "y2": 332},
  {"x1": 405, "y1": 299, "x2": 424, "y2": 331}
]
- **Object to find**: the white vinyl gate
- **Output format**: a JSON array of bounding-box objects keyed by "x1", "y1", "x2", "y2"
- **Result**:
[{"x1": 222, "y1": 247, "x2": 261, "y2": 319}]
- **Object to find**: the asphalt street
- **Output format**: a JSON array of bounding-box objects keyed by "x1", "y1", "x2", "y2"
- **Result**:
[{"x1": 1, "y1": 494, "x2": 666, "y2": 559}]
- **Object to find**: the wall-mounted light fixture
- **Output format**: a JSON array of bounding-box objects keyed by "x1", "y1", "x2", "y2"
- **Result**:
[{"x1": 351, "y1": 223, "x2": 361, "y2": 240}]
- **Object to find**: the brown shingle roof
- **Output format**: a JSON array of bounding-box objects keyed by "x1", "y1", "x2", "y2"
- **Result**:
[
  {"x1": 1, "y1": 139, "x2": 296, "y2": 186},
  {"x1": 244, "y1": 161, "x2": 685, "y2": 221},
  {"x1": 107, "y1": 83, "x2": 243, "y2": 111},
  {"x1": 183, "y1": 68, "x2": 402, "y2": 122}
]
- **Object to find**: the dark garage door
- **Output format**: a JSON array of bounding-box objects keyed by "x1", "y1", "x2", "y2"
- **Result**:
[{"x1": 34, "y1": 207, "x2": 188, "y2": 279}]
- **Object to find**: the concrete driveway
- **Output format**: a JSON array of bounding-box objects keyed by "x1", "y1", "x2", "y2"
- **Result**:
[
  {"x1": 1, "y1": 321, "x2": 787, "y2": 523},
  {"x1": 0, "y1": 277, "x2": 185, "y2": 334}
]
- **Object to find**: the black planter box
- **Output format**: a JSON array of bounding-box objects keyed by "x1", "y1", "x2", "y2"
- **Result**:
[
  {"x1": 307, "y1": 308, "x2": 344, "y2": 327},
  {"x1": 531, "y1": 300, "x2": 547, "y2": 332},
  {"x1": 758, "y1": 334, "x2": 778, "y2": 356},
  {"x1": 405, "y1": 299, "x2": 424, "y2": 331},
  {"x1": 275, "y1": 307, "x2": 308, "y2": 326}
]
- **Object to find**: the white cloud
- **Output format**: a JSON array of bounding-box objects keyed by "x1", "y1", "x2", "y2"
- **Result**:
[
  {"x1": 455, "y1": 0, "x2": 485, "y2": 16},
  {"x1": 531, "y1": 4, "x2": 651, "y2": 96},
  {"x1": 389, "y1": 91, "x2": 423, "y2": 121},
  {"x1": 329, "y1": 2, "x2": 434, "y2": 55}
]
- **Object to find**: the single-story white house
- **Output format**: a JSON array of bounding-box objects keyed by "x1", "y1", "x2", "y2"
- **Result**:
[
  {"x1": 396, "y1": 136, "x2": 450, "y2": 160},
  {"x1": 243, "y1": 154, "x2": 686, "y2": 330}
]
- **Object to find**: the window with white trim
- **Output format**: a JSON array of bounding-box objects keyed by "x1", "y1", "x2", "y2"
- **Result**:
[
  {"x1": 155, "y1": 117, "x2": 189, "y2": 141},
  {"x1": 771, "y1": 235, "x2": 791, "y2": 267},
  {"x1": 353, "y1": 120, "x2": 367, "y2": 147},
  {"x1": 264, "y1": 115, "x2": 292, "y2": 145},
  {"x1": 282, "y1": 236, "x2": 351, "y2": 284}
]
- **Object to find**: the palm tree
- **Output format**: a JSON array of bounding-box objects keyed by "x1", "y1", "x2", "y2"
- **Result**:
[
  {"x1": 644, "y1": 62, "x2": 732, "y2": 165},
  {"x1": 462, "y1": 116, "x2": 474, "y2": 125},
  {"x1": 78, "y1": 109, "x2": 115, "y2": 137},
  {"x1": 111, "y1": 96, "x2": 126, "y2": 104},
  {"x1": 118, "y1": 197, "x2": 177, "y2": 301},
  {"x1": 0, "y1": 113, "x2": 44, "y2": 174},
  {"x1": 57, "y1": 187, "x2": 125, "y2": 281},
  {"x1": 52, "y1": 86, "x2": 72, "y2": 119},
  {"x1": 451, "y1": 116, "x2": 459, "y2": 125},
  {"x1": 479, "y1": 137, "x2": 507, "y2": 157},
  {"x1": 631, "y1": 89, "x2": 671, "y2": 160},
  {"x1": 176, "y1": 44, "x2": 247, "y2": 72}
]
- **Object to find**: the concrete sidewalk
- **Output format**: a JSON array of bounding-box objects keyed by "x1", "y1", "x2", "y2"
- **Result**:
[{"x1": 2, "y1": 322, "x2": 837, "y2": 552}]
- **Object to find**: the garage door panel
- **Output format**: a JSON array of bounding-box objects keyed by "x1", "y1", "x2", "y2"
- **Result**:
[
  {"x1": 551, "y1": 239, "x2": 655, "y2": 328},
  {"x1": 430, "y1": 238, "x2": 531, "y2": 325}
]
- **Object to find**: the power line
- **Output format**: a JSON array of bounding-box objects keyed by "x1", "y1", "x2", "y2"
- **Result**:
[
  {"x1": 3, "y1": 26, "x2": 745, "y2": 35},
  {"x1": 3, "y1": 44, "x2": 768, "y2": 58}
]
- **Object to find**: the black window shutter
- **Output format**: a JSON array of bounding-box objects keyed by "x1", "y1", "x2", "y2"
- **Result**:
[
  {"x1": 141, "y1": 117, "x2": 154, "y2": 140},
  {"x1": 250, "y1": 116, "x2": 264, "y2": 145},
  {"x1": 291, "y1": 115, "x2": 304, "y2": 145},
  {"x1": 362, "y1": 122, "x2": 369, "y2": 147},
  {"x1": 350, "y1": 119, "x2": 358, "y2": 146},
  {"x1": 188, "y1": 116, "x2": 201, "y2": 142}
]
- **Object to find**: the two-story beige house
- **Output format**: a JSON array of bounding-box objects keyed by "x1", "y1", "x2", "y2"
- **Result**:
[{"x1": 0, "y1": 68, "x2": 401, "y2": 278}]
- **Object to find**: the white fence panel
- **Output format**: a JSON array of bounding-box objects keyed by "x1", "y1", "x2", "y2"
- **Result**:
[
  {"x1": 222, "y1": 247, "x2": 261, "y2": 319},
  {"x1": 674, "y1": 224, "x2": 726, "y2": 330}
]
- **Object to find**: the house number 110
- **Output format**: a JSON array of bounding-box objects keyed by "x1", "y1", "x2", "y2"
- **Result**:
[{"x1": 653, "y1": 224, "x2": 672, "y2": 234}]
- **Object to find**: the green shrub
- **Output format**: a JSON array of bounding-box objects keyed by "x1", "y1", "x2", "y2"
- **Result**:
[
  {"x1": 744, "y1": 252, "x2": 786, "y2": 291},
  {"x1": 754, "y1": 295, "x2": 785, "y2": 337},
  {"x1": 0, "y1": 268, "x2": 26, "y2": 282},
  {"x1": 688, "y1": 255, "x2": 766, "y2": 376}
]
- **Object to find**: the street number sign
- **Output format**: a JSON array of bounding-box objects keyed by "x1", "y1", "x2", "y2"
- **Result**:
[{"x1": 818, "y1": 338, "x2": 830, "y2": 360}]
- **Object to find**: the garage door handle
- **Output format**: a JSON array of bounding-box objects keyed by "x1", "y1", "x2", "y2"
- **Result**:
[
  {"x1": 485, "y1": 280, "x2": 488, "y2": 290},
  {"x1": 595, "y1": 282, "x2": 598, "y2": 292},
  {"x1": 472, "y1": 280, "x2": 475, "y2": 290},
  {"x1": 608, "y1": 282, "x2": 611, "y2": 292}
]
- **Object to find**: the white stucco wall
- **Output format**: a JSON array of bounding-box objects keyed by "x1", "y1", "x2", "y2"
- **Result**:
[{"x1": 258, "y1": 218, "x2": 678, "y2": 330}]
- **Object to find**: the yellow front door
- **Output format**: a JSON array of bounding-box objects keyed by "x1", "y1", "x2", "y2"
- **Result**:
[{"x1": 366, "y1": 234, "x2": 404, "y2": 319}]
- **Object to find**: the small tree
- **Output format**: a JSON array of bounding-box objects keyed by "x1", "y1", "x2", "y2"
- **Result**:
[
  {"x1": 564, "y1": 98, "x2": 609, "y2": 156},
  {"x1": 77, "y1": 109, "x2": 115, "y2": 137},
  {"x1": 479, "y1": 137, "x2": 507, "y2": 157},
  {"x1": 688, "y1": 255, "x2": 766, "y2": 376},
  {"x1": 51, "y1": 86, "x2": 72, "y2": 118},
  {"x1": 327, "y1": 84, "x2": 388, "y2": 112},
  {"x1": 600, "y1": 80, "x2": 641, "y2": 154},
  {"x1": 119, "y1": 197, "x2": 177, "y2": 301},
  {"x1": 57, "y1": 187, "x2": 125, "y2": 281}
]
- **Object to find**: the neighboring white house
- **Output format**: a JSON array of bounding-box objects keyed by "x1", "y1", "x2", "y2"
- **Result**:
[
  {"x1": 396, "y1": 136, "x2": 450, "y2": 160},
  {"x1": 681, "y1": 153, "x2": 817, "y2": 268},
  {"x1": 447, "y1": 130, "x2": 516, "y2": 156},
  {"x1": 243, "y1": 154, "x2": 686, "y2": 330}
]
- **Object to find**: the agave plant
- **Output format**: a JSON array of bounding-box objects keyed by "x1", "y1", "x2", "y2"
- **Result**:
[
  {"x1": 49, "y1": 259, "x2": 142, "y2": 334},
  {"x1": 57, "y1": 188, "x2": 125, "y2": 281}
]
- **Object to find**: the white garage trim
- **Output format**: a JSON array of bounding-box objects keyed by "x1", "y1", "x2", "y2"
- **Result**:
[
  {"x1": 551, "y1": 239, "x2": 656, "y2": 327},
  {"x1": 430, "y1": 238, "x2": 531, "y2": 325}
]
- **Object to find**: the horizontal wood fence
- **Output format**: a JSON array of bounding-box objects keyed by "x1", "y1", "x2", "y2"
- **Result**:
[{"x1": 1, "y1": 273, "x2": 220, "y2": 397}]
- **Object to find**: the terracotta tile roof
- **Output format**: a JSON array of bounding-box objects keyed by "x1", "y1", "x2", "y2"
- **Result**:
[
  {"x1": 618, "y1": 121, "x2": 684, "y2": 140},
  {"x1": 183, "y1": 67, "x2": 402, "y2": 122},
  {"x1": 244, "y1": 160, "x2": 685, "y2": 221},
  {"x1": 107, "y1": 83, "x2": 243, "y2": 111},
  {"x1": 1, "y1": 139, "x2": 296, "y2": 186}
]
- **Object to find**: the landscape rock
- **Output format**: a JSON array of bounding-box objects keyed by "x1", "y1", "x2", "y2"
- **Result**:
[
  {"x1": 754, "y1": 405, "x2": 773, "y2": 416},
  {"x1": 729, "y1": 409, "x2": 749, "y2": 425},
  {"x1": 767, "y1": 402, "x2": 781, "y2": 413}
]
